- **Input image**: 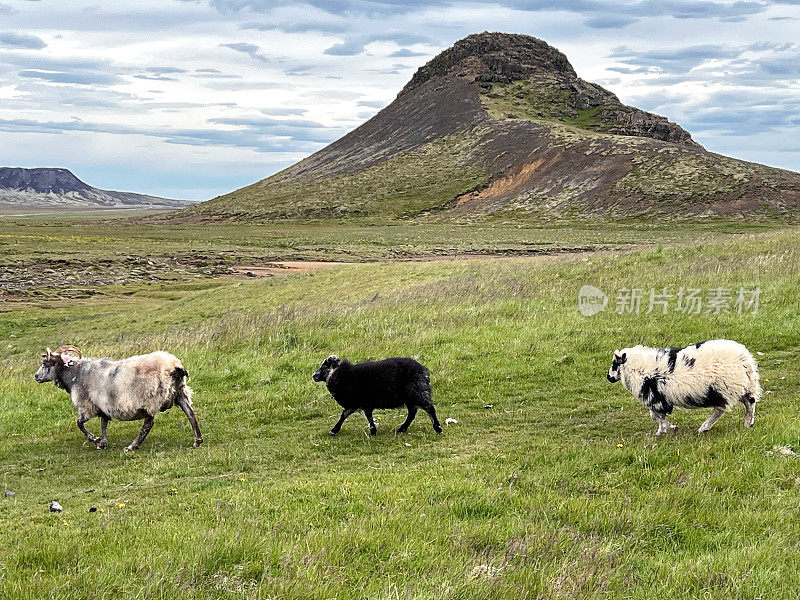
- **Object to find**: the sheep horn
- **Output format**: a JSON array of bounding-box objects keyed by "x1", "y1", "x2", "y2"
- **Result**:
[
  {"x1": 46, "y1": 347, "x2": 52, "y2": 359},
  {"x1": 54, "y1": 345, "x2": 82, "y2": 359}
]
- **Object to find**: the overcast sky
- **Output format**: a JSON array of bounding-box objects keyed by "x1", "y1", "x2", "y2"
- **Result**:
[{"x1": 1, "y1": 0, "x2": 799, "y2": 200}]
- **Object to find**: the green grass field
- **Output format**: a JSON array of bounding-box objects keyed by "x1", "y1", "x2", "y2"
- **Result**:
[{"x1": 1, "y1": 214, "x2": 799, "y2": 598}]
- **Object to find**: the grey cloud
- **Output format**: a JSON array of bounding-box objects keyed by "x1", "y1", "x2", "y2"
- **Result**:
[
  {"x1": 192, "y1": 72, "x2": 242, "y2": 79},
  {"x1": 240, "y1": 20, "x2": 347, "y2": 33},
  {"x1": 210, "y1": 116, "x2": 329, "y2": 128},
  {"x1": 134, "y1": 74, "x2": 178, "y2": 81},
  {"x1": 614, "y1": 42, "x2": 800, "y2": 86},
  {"x1": 299, "y1": 89, "x2": 362, "y2": 100},
  {"x1": 19, "y1": 69, "x2": 122, "y2": 85},
  {"x1": 0, "y1": 53, "x2": 111, "y2": 72},
  {"x1": 585, "y1": 15, "x2": 638, "y2": 28},
  {"x1": 220, "y1": 42, "x2": 270, "y2": 62},
  {"x1": 610, "y1": 44, "x2": 738, "y2": 73},
  {"x1": 324, "y1": 40, "x2": 363, "y2": 56},
  {"x1": 147, "y1": 66, "x2": 186, "y2": 74},
  {"x1": 358, "y1": 100, "x2": 386, "y2": 108},
  {"x1": 0, "y1": 116, "x2": 332, "y2": 153},
  {"x1": 261, "y1": 108, "x2": 307, "y2": 115},
  {"x1": 388, "y1": 48, "x2": 428, "y2": 57},
  {"x1": 208, "y1": 115, "x2": 348, "y2": 143},
  {"x1": 0, "y1": 31, "x2": 47, "y2": 49},
  {"x1": 197, "y1": 80, "x2": 282, "y2": 90},
  {"x1": 194, "y1": 0, "x2": 769, "y2": 22},
  {"x1": 323, "y1": 31, "x2": 434, "y2": 55}
]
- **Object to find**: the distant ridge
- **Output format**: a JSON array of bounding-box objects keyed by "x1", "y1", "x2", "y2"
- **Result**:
[
  {"x1": 183, "y1": 32, "x2": 800, "y2": 222},
  {"x1": 0, "y1": 167, "x2": 188, "y2": 209}
]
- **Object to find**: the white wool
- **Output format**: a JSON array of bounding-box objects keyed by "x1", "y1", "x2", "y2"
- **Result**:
[{"x1": 620, "y1": 340, "x2": 761, "y2": 411}]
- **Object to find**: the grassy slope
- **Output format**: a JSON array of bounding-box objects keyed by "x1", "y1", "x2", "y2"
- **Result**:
[
  {"x1": 1, "y1": 222, "x2": 799, "y2": 599},
  {"x1": 189, "y1": 131, "x2": 487, "y2": 220},
  {"x1": 5, "y1": 212, "x2": 776, "y2": 301},
  {"x1": 480, "y1": 79, "x2": 800, "y2": 219}
]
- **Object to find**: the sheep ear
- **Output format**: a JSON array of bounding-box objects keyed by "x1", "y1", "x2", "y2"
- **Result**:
[
  {"x1": 620, "y1": 352, "x2": 627, "y2": 362},
  {"x1": 328, "y1": 354, "x2": 339, "y2": 363},
  {"x1": 613, "y1": 349, "x2": 621, "y2": 357}
]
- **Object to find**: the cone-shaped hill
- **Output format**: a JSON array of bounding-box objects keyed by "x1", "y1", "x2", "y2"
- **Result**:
[{"x1": 184, "y1": 32, "x2": 800, "y2": 222}]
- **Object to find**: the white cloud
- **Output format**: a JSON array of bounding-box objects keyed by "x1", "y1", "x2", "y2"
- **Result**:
[{"x1": 0, "y1": 0, "x2": 797, "y2": 200}]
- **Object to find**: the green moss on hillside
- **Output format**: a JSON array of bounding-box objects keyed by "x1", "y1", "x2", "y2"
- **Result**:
[
  {"x1": 192, "y1": 130, "x2": 489, "y2": 220},
  {"x1": 480, "y1": 79, "x2": 620, "y2": 133},
  {"x1": 614, "y1": 154, "x2": 753, "y2": 201}
]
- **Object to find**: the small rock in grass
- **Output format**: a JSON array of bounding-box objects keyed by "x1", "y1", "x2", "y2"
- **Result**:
[
  {"x1": 49, "y1": 501, "x2": 63, "y2": 512},
  {"x1": 483, "y1": 404, "x2": 493, "y2": 409},
  {"x1": 470, "y1": 564, "x2": 501, "y2": 579},
  {"x1": 4, "y1": 490, "x2": 15, "y2": 497},
  {"x1": 767, "y1": 445, "x2": 797, "y2": 458},
  {"x1": 445, "y1": 418, "x2": 458, "y2": 425},
  {"x1": 89, "y1": 506, "x2": 97, "y2": 513}
]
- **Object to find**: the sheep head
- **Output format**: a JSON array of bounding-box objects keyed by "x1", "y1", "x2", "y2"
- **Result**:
[
  {"x1": 607, "y1": 349, "x2": 627, "y2": 383},
  {"x1": 312, "y1": 355, "x2": 341, "y2": 383}
]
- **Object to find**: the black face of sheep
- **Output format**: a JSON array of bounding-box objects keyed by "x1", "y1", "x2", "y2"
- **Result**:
[
  {"x1": 312, "y1": 354, "x2": 341, "y2": 383},
  {"x1": 606, "y1": 351, "x2": 626, "y2": 382},
  {"x1": 312, "y1": 355, "x2": 443, "y2": 436}
]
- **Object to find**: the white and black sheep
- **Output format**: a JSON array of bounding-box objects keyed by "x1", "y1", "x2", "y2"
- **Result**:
[
  {"x1": 35, "y1": 345, "x2": 204, "y2": 451},
  {"x1": 312, "y1": 355, "x2": 442, "y2": 435},
  {"x1": 606, "y1": 339, "x2": 761, "y2": 435}
]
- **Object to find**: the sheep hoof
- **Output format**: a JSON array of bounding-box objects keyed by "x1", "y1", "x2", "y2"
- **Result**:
[
  {"x1": 329, "y1": 430, "x2": 339, "y2": 436},
  {"x1": 193, "y1": 438, "x2": 204, "y2": 448},
  {"x1": 124, "y1": 445, "x2": 137, "y2": 452},
  {"x1": 96, "y1": 441, "x2": 107, "y2": 450}
]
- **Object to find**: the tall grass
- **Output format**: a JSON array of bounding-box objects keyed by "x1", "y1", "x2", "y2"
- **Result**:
[{"x1": 0, "y1": 226, "x2": 798, "y2": 599}]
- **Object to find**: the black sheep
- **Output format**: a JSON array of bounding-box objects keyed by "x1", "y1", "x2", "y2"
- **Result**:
[{"x1": 312, "y1": 355, "x2": 443, "y2": 435}]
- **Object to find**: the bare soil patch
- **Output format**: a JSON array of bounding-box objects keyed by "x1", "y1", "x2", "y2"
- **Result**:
[{"x1": 231, "y1": 261, "x2": 353, "y2": 278}]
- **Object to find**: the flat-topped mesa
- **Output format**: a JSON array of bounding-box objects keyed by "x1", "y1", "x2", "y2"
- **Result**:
[
  {"x1": 0, "y1": 167, "x2": 188, "y2": 209},
  {"x1": 0, "y1": 167, "x2": 93, "y2": 194},
  {"x1": 401, "y1": 32, "x2": 698, "y2": 147}
]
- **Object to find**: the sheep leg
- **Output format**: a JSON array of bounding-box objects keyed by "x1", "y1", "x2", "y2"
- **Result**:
[
  {"x1": 364, "y1": 408, "x2": 377, "y2": 435},
  {"x1": 97, "y1": 415, "x2": 109, "y2": 450},
  {"x1": 176, "y1": 396, "x2": 204, "y2": 448},
  {"x1": 740, "y1": 394, "x2": 756, "y2": 428},
  {"x1": 698, "y1": 407, "x2": 725, "y2": 433},
  {"x1": 125, "y1": 416, "x2": 154, "y2": 452},
  {"x1": 649, "y1": 410, "x2": 677, "y2": 436},
  {"x1": 420, "y1": 402, "x2": 443, "y2": 434},
  {"x1": 76, "y1": 416, "x2": 101, "y2": 446},
  {"x1": 396, "y1": 405, "x2": 418, "y2": 434},
  {"x1": 330, "y1": 408, "x2": 356, "y2": 435}
]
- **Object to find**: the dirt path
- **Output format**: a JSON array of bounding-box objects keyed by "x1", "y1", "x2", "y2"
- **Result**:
[
  {"x1": 230, "y1": 249, "x2": 611, "y2": 279},
  {"x1": 231, "y1": 261, "x2": 353, "y2": 278}
]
